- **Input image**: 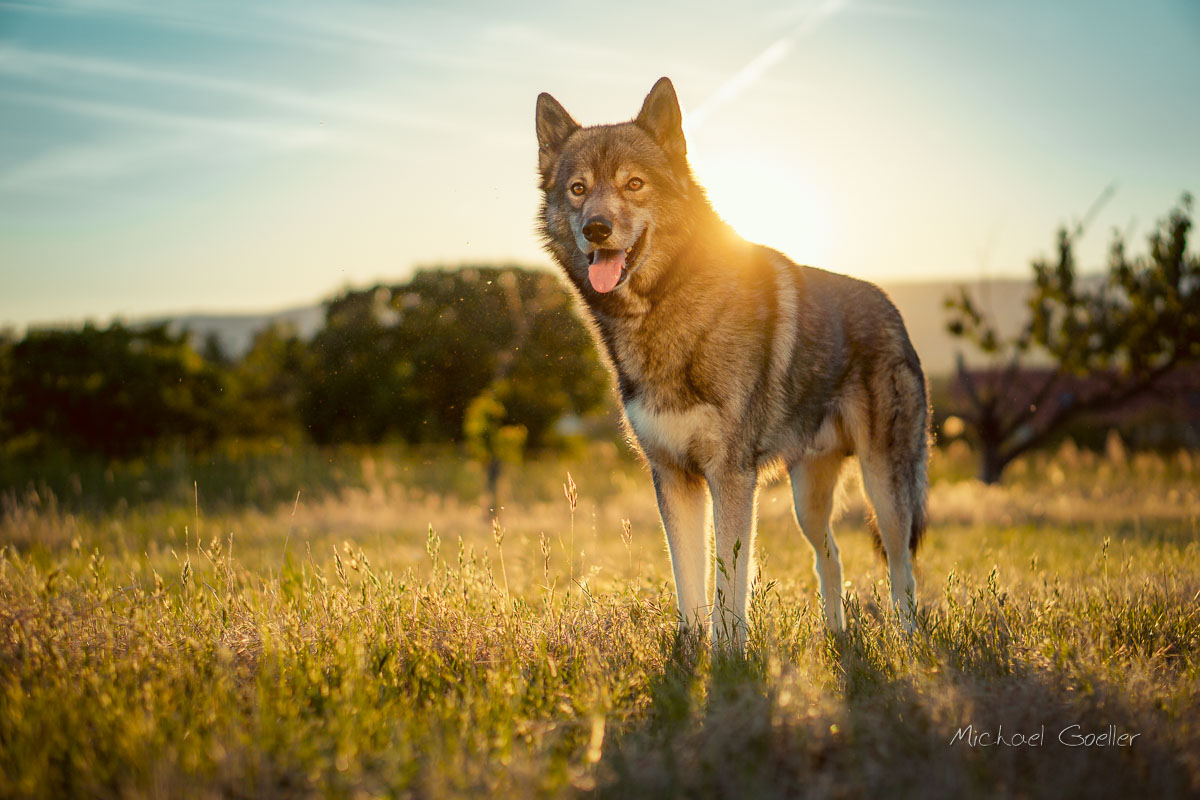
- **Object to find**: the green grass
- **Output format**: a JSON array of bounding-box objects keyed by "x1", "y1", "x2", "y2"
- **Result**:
[{"x1": 1, "y1": 444, "x2": 1198, "y2": 798}]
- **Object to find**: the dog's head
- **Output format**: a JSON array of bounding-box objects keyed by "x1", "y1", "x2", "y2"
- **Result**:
[{"x1": 536, "y1": 78, "x2": 695, "y2": 296}]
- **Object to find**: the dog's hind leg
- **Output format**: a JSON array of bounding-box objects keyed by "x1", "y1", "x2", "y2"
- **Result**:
[
  {"x1": 652, "y1": 465, "x2": 711, "y2": 635},
  {"x1": 789, "y1": 454, "x2": 847, "y2": 632},
  {"x1": 708, "y1": 467, "x2": 759, "y2": 650}
]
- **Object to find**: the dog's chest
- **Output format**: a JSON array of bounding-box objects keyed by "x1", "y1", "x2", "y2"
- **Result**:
[{"x1": 623, "y1": 396, "x2": 722, "y2": 467}]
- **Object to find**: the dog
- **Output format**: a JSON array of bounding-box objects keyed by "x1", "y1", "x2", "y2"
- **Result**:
[{"x1": 535, "y1": 77, "x2": 929, "y2": 646}]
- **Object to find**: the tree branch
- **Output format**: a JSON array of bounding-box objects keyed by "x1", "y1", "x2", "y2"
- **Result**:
[
  {"x1": 997, "y1": 356, "x2": 1180, "y2": 465},
  {"x1": 1001, "y1": 365, "x2": 1065, "y2": 434}
]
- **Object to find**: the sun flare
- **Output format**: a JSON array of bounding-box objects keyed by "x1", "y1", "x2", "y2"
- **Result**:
[{"x1": 688, "y1": 148, "x2": 834, "y2": 269}]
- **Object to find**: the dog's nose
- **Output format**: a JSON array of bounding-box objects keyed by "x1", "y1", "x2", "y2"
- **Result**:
[{"x1": 582, "y1": 217, "x2": 613, "y2": 244}]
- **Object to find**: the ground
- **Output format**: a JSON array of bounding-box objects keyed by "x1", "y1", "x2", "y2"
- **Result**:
[{"x1": 1, "y1": 442, "x2": 1197, "y2": 798}]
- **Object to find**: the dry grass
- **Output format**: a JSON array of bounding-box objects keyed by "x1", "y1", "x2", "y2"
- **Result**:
[{"x1": 1, "y1": 442, "x2": 1198, "y2": 798}]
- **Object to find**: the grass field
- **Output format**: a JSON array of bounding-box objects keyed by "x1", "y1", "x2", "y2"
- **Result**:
[{"x1": 1, "y1": 442, "x2": 1198, "y2": 798}]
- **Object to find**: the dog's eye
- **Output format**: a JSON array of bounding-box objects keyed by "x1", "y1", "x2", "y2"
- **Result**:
[
  {"x1": 569, "y1": 181, "x2": 586, "y2": 196},
  {"x1": 626, "y1": 177, "x2": 644, "y2": 191}
]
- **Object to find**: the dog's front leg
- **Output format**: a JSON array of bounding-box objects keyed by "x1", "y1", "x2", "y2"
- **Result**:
[
  {"x1": 651, "y1": 465, "x2": 710, "y2": 635},
  {"x1": 709, "y1": 467, "x2": 758, "y2": 650}
]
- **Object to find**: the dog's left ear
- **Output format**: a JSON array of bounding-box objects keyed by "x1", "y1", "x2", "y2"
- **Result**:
[
  {"x1": 636, "y1": 77, "x2": 686, "y2": 167},
  {"x1": 536, "y1": 92, "x2": 580, "y2": 183}
]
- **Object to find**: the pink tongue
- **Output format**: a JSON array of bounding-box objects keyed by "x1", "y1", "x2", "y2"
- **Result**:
[{"x1": 588, "y1": 249, "x2": 626, "y2": 293}]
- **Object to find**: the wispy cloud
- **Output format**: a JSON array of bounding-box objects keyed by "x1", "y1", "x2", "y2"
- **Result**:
[
  {"x1": 687, "y1": 0, "x2": 849, "y2": 131},
  {"x1": 0, "y1": 0, "x2": 493, "y2": 70},
  {"x1": 0, "y1": 87, "x2": 418, "y2": 191},
  {"x1": 0, "y1": 136, "x2": 200, "y2": 191},
  {"x1": 844, "y1": 1, "x2": 936, "y2": 20},
  {"x1": 0, "y1": 45, "x2": 452, "y2": 131},
  {"x1": 0, "y1": 0, "x2": 360, "y2": 55},
  {"x1": 0, "y1": 22, "x2": 465, "y2": 193},
  {"x1": 0, "y1": 90, "x2": 354, "y2": 148}
]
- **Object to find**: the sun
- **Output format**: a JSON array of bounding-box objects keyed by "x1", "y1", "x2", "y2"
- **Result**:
[{"x1": 687, "y1": 148, "x2": 834, "y2": 269}]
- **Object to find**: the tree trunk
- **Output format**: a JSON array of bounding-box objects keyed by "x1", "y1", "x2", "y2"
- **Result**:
[
  {"x1": 978, "y1": 438, "x2": 1009, "y2": 485},
  {"x1": 486, "y1": 457, "x2": 502, "y2": 520}
]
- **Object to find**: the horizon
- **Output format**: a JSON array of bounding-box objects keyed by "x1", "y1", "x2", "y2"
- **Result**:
[
  {"x1": 6, "y1": 266, "x2": 1039, "y2": 333},
  {"x1": 7, "y1": 268, "x2": 1042, "y2": 378},
  {"x1": 2, "y1": 0, "x2": 1198, "y2": 328}
]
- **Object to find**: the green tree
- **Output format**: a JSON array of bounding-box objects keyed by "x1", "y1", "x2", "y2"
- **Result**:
[
  {"x1": 945, "y1": 194, "x2": 1200, "y2": 483},
  {"x1": 300, "y1": 266, "x2": 610, "y2": 447},
  {"x1": 0, "y1": 331, "x2": 13, "y2": 446},
  {"x1": 463, "y1": 385, "x2": 528, "y2": 517},
  {"x1": 301, "y1": 286, "x2": 417, "y2": 444},
  {"x1": 3, "y1": 322, "x2": 228, "y2": 457},
  {"x1": 226, "y1": 323, "x2": 310, "y2": 440}
]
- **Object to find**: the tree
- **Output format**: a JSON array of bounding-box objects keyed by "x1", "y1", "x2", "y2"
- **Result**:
[
  {"x1": 945, "y1": 194, "x2": 1200, "y2": 483},
  {"x1": 463, "y1": 386, "x2": 527, "y2": 517},
  {"x1": 300, "y1": 266, "x2": 610, "y2": 447},
  {"x1": 0, "y1": 331, "x2": 13, "y2": 446},
  {"x1": 226, "y1": 323, "x2": 311, "y2": 440},
  {"x1": 2, "y1": 322, "x2": 228, "y2": 457},
  {"x1": 301, "y1": 286, "x2": 410, "y2": 444}
]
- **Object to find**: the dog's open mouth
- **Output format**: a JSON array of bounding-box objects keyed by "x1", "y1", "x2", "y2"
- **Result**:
[{"x1": 586, "y1": 231, "x2": 646, "y2": 293}]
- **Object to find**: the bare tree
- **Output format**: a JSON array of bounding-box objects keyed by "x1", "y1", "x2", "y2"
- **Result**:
[{"x1": 945, "y1": 193, "x2": 1199, "y2": 483}]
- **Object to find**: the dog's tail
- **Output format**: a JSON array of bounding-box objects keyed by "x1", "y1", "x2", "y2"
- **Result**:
[
  {"x1": 866, "y1": 453, "x2": 928, "y2": 562},
  {"x1": 908, "y1": 369, "x2": 931, "y2": 556},
  {"x1": 908, "y1": 444, "x2": 929, "y2": 555},
  {"x1": 868, "y1": 364, "x2": 930, "y2": 563}
]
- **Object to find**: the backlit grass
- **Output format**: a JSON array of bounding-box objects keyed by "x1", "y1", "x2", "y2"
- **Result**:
[{"x1": 1, "y1": 443, "x2": 1198, "y2": 798}]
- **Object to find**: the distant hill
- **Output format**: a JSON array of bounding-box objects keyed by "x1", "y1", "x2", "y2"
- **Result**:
[
  {"x1": 155, "y1": 276, "x2": 1034, "y2": 377},
  {"x1": 153, "y1": 305, "x2": 325, "y2": 359},
  {"x1": 883, "y1": 278, "x2": 1033, "y2": 376}
]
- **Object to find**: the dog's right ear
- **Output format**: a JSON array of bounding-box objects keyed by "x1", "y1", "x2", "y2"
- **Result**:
[{"x1": 536, "y1": 92, "x2": 580, "y2": 183}]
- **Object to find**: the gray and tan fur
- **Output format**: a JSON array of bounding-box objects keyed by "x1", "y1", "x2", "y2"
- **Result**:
[{"x1": 535, "y1": 77, "x2": 929, "y2": 645}]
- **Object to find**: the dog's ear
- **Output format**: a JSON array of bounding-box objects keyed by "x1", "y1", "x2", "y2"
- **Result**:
[
  {"x1": 636, "y1": 77, "x2": 686, "y2": 167},
  {"x1": 536, "y1": 92, "x2": 580, "y2": 182}
]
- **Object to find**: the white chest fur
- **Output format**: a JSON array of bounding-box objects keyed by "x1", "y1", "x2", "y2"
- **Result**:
[{"x1": 624, "y1": 398, "x2": 722, "y2": 467}]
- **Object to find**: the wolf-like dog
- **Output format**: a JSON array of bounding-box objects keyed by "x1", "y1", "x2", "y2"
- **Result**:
[{"x1": 535, "y1": 77, "x2": 929, "y2": 646}]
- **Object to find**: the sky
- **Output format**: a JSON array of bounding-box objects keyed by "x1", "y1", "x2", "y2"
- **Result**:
[{"x1": 0, "y1": 0, "x2": 1198, "y2": 328}]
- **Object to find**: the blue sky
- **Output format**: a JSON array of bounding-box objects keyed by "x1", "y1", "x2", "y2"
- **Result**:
[{"x1": 1, "y1": 0, "x2": 1197, "y2": 327}]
